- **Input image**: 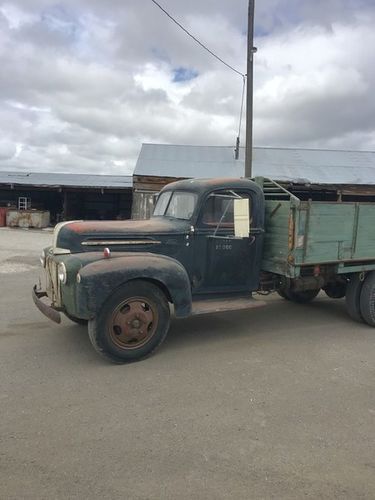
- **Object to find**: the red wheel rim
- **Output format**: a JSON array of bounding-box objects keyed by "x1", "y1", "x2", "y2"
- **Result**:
[{"x1": 108, "y1": 296, "x2": 158, "y2": 350}]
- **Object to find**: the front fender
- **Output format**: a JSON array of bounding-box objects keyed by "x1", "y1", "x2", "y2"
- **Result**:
[{"x1": 76, "y1": 253, "x2": 192, "y2": 318}]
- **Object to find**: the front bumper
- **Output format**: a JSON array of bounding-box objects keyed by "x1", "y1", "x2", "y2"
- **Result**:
[{"x1": 32, "y1": 285, "x2": 61, "y2": 324}]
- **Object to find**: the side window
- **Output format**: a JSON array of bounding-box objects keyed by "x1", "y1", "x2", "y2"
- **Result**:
[
  {"x1": 199, "y1": 190, "x2": 252, "y2": 235},
  {"x1": 201, "y1": 194, "x2": 233, "y2": 226}
]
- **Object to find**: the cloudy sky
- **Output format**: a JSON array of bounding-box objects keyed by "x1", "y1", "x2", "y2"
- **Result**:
[{"x1": 0, "y1": 0, "x2": 374, "y2": 175}]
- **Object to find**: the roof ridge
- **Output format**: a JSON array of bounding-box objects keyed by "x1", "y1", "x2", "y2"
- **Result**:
[
  {"x1": 142, "y1": 142, "x2": 235, "y2": 149},
  {"x1": 254, "y1": 145, "x2": 375, "y2": 154},
  {"x1": 141, "y1": 143, "x2": 375, "y2": 154},
  {"x1": 0, "y1": 170, "x2": 132, "y2": 178}
]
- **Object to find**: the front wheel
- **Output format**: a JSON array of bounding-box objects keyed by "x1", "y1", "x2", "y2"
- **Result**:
[{"x1": 88, "y1": 281, "x2": 170, "y2": 363}]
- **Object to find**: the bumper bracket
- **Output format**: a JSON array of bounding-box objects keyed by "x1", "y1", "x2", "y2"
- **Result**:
[{"x1": 32, "y1": 285, "x2": 61, "y2": 324}]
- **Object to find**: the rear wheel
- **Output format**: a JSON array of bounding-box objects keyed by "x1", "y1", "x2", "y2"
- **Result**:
[
  {"x1": 345, "y1": 274, "x2": 364, "y2": 323},
  {"x1": 324, "y1": 282, "x2": 346, "y2": 299},
  {"x1": 277, "y1": 289, "x2": 290, "y2": 300},
  {"x1": 278, "y1": 288, "x2": 320, "y2": 303},
  {"x1": 88, "y1": 281, "x2": 170, "y2": 363},
  {"x1": 360, "y1": 272, "x2": 375, "y2": 327}
]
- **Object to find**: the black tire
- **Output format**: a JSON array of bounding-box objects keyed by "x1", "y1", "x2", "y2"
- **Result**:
[
  {"x1": 88, "y1": 280, "x2": 170, "y2": 363},
  {"x1": 360, "y1": 272, "x2": 375, "y2": 327},
  {"x1": 345, "y1": 274, "x2": 364, "y2": 323},
  {"x1": 277, "y1": 289, "x2": 290, "y2": 300},
  {"x1": 283, "y1": 288, "x2": 320, "y2": 304},
  {"x1": 323, "y1": 282, "x2": 346, "y2": 299},
  {"x1": 64, "y1": 311, "x2": 88, "y2": 325}
]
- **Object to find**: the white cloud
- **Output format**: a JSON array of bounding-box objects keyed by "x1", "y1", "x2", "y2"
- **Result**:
[
  {"x1": 254, "y1": 20, "x2": 375, "y2": 148},
  {"x1": 0, "y1": 139, "x2": 16, "y2": 160},
  {"x1": 0, "y1": 0, "x2": 374, "y2": 175},
  {"x1": 0, "y1": 2, "x2": 36, "y2": 29}
]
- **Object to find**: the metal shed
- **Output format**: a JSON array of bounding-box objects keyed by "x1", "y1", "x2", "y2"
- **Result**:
[
  {"x1": 132, "y1": 144, "x2": 375, "y2": 219},
  {"x1": 0, "y1": 171, "x2": 133, "y2": 225}
]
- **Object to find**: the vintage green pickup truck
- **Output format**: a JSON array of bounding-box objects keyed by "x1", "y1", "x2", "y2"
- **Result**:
[{"x1": 33, "y1": 177, "x2": 375, "y2": 362}]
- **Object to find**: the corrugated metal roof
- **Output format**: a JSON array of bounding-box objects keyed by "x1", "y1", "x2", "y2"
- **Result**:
[
  {"x1": 134, "y1": 144, "x2": 375, "y2": 185},
  {"x1": 0, "y1": 171, "x2": 133, "y2": 189}
]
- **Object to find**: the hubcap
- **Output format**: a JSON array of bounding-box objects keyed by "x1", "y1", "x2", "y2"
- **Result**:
[{"x1": 109, "y1": 297, "x2": 158, "y2": 350}]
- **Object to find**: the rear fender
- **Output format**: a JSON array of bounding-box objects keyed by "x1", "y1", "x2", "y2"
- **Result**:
[{"x1": 76, "y1": 253, "x2": 192, "y2": 318}]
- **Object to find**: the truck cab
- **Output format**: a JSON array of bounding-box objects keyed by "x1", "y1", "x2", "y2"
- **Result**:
[
  {"x1": 33, "y1": 178, "x2": 266, "y2": 362},
  {"x1": 152, "y1": 178, "x2": 265, "y2": 294}
]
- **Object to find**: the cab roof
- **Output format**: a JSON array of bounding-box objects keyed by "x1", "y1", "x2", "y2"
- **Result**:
[{"x1": 161, "y1": 177, "x2": 262, "y2": 196}]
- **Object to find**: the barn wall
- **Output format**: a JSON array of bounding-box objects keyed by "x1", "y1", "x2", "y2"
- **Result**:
[
  {"x1": 132, "y1": 175, "x2": 186, "y2": 219},
  {"x1": 131, "y1": 191, "x2": 157, "y2": 220}
]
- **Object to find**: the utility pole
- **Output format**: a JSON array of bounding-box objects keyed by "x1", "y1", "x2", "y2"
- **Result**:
[{"x1": 245, "y1": 0, "x2": 256, "y2": 177}]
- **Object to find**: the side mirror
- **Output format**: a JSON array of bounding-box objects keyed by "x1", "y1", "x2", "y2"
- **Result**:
[{"x1": 234, "y1": 199, "x2": 250, "y2": 237}]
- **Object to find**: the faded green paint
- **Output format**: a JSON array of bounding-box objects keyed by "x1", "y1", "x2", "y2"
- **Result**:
[
  {"x1": 353, "y1": 205, "x2": 375, "y2": 259},
  {"x1": 337, "y1": 262, "x2": 375, "y2": 274},
  {"x1": 261, "y1": 200, "x2": 291, "y2": 276},
  {"x1": 258, "y1": 178, "x2": 375, "y2": 278},
  {"x1": 45, "y1": 250, "x2": 106, "y2": 316},
  {"x1": 300, "y1": 203, "x2": 355, "y2": 264}
]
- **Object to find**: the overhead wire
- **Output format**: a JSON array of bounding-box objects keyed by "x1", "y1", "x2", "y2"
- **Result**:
[
  {"x1": 150, "y1": 0, "x2": 245, "y2": 78},
  {"x1": 150, "y1": 0, "x2": 248, "y2": 158},
  {"x1": 235, "y1": 75, "x2": 247, "y2": 159},
  {"x1": 238, "y1": 75, "x2": 246, "y2": 139}
]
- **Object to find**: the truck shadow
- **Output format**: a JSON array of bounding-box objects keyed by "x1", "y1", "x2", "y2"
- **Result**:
[
  {"x1": 164, "y1": 296, "x2": 364, "y2": 353},
  {"x1": 47, "y1": 297, "x2": 368, "y2": 364},
  {"x1": 51, "y1": 320, "x2": 102, "y2": 364}
]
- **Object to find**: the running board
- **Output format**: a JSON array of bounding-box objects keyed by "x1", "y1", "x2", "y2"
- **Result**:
[{"x1": 191, "y1": 295, "x2": 266, "y2": 316}]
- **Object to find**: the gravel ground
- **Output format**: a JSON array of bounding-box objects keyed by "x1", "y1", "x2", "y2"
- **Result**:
[{"x1": 0, "y1": 227, "x2": 375, "y2": 499}]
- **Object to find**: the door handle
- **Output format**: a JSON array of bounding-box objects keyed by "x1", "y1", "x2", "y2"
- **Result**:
[{"x1": 250, "y1": 228, "x2": 264, "y2": 235}]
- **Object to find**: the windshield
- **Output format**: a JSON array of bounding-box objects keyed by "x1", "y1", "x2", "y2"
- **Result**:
[{"x1": 153, "y1": 191, "x2": 197, "y2": 220}]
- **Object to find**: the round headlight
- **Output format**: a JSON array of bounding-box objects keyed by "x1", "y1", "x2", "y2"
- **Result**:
[
  {"x1": 40, "y1": 250, "x2": 46, "y2": 268},
  {"x1": 58, "y1": 262, "x2": 67, "y2": 284}
]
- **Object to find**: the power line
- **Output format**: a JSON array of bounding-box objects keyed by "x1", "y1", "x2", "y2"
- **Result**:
[
  {"x1": 150, "y1": 0, "x2": 249, "y2": 159},
  {"x1": 150, "y1": 0, "x2": 245, "y2": 77},
  {"x1": 238, "y1": 75, "x2": 246, "y2": 139},
  {"x1": 234, "y1": 75, "x2": 247, "y2": 160}
]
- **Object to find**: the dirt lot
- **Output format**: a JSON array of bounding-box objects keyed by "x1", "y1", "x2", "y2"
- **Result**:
[{"x1": 0, "y1": 227, "x2": 374, "y2": 499}]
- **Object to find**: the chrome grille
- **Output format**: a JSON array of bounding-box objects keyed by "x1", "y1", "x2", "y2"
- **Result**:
[{"x1": 45, "y1": 256, "x2": 62, "y2": 307}]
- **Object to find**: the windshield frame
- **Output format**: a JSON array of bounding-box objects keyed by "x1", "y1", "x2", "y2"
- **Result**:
[{"x1": 153, "y1": 190, "x2": 198, "y2": 221}]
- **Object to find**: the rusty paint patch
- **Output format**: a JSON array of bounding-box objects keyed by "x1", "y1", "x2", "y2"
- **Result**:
[
  {"x1": 64, "y1": 218, "x2": 185, "y2": 234},
  {"x1": 81, "y1": 239, "x2": 161, "y2": 246}
]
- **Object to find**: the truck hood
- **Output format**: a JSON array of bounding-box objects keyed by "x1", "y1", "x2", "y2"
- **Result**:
[{"x1": 55, "y1": 217, "x2": 191, "y2": 253}]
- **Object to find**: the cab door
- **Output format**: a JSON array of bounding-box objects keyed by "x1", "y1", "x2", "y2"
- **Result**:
[{"x1": 191, "y1": 189, "x2": 263, "y2": 294}]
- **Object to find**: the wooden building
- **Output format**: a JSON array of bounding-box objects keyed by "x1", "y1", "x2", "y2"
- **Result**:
[{"x1": 132, "y1": 143, "x2": 375, "y2": 219}]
